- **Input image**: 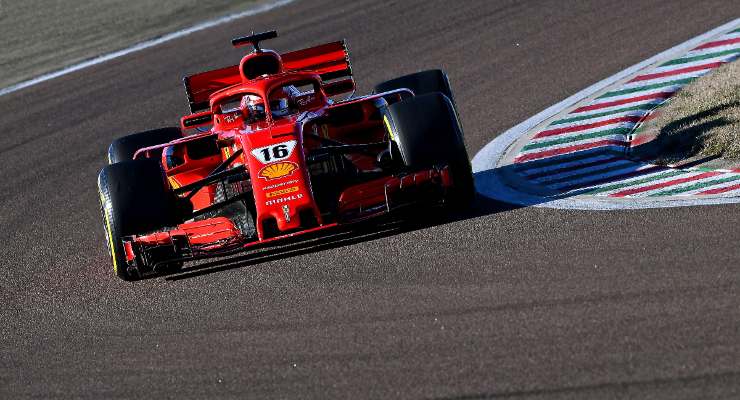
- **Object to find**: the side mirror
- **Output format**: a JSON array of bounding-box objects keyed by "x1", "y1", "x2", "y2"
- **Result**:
[{"x1": 180, "y1": 110, "x2": 213, "y2": 130}]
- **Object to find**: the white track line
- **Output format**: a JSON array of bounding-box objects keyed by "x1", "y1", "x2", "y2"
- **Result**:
[
  {"x1": 548, "y1": 110, "x2": 651, "y2": 127},
  {"x1": 679, "y1": 176, "x2": 740, "y2": 195},
  {"x1": 620, "y1": 172, "x2": 719, "y2": 197},
  {"x1": 519, "y1": 134, "x2": 630, "y2": 156},
  {"x1": 712, "y1": 31, "x2": 740, "y2": 41},
  {"x1": 570, "y1": 98, "x2": 667, "y2": 116},
  {"x1": 628, "y1": 68, "x2": 716, "y2": 85},
  {"x1": 0, "y1": 0, "x2": 296, "y2": 97},
  {"x1": 611, "y1": 70, "x2": 707, "y2": 91},
  {"x1": 527, "y1": 122, "x2": 636, "y2": 148},
  {"x1": 599, "y1": 83, "x2": 688, "y2": 99},
  {"x1": 649, "y1": 55, "x2": 734, "y2": 73},
  {"x1": 471, "y1": 17, "x2": 740, "y2": 210},
  {"x1": 683, "y1": 42, "x2": 740, "y2": 58},
  {"x1": 718, "y1": 187, "x2": 740, "y2": 196},
  {"x1": 588, "y1": 88, "x2": 679, "y2": 104}
]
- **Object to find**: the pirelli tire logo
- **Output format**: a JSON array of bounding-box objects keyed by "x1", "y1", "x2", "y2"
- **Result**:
[{"x1": 266, "y1": 186, "x2": 299, "y2": 198}]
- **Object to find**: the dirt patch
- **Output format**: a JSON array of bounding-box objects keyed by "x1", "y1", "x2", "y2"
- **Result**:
[
  {"x1": 632, "y1": 60, "x2": 740, "y2": 168},
  {"x1": 0, "y1": 0, "x2": 264, "y2": 89}
]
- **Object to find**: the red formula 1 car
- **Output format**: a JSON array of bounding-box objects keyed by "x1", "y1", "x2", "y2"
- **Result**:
[{"x1": 97, "y1": 31, "x2": 473, "y2": 281}]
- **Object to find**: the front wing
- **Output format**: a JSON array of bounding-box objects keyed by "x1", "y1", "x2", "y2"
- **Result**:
[{"x1": 121, "y1": 166, "x2": 453, "y2": 277}]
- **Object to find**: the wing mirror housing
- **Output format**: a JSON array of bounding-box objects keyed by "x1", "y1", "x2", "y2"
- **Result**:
[{"x1": 180, "y1": 110, "x2": 213, "y2": 130}]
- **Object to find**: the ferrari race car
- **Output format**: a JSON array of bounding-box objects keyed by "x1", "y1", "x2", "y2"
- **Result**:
[{"x1": 97, "y1": 31, "x2": 474, "y2": 281}]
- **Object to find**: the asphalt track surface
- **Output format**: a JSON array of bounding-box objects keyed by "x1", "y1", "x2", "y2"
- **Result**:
[{"x1": 2, "y1": 1, "x2": 740, "y2": 398}]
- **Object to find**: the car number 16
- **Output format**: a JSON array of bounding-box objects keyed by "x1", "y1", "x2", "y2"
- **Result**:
[{"x1": 251, "y1": 140, "x2": 297, "y2": 164}]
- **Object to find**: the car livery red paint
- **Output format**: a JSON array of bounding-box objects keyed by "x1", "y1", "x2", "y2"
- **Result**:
[{"x1": 97, "y1": 31, "x2": 474, "y2": 281}]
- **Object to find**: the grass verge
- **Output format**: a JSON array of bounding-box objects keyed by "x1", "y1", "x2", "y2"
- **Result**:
[{"x1": 633, "y1": 59, "x2": 740, "y2": 167}]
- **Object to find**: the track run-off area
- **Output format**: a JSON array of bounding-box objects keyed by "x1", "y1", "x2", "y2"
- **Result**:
[
  {"x1": 2, "y1": 1, "x2": 740, "y2": 399},
  {"x1": 473, "y1": 18, "x2": 740, "y2": 210}
]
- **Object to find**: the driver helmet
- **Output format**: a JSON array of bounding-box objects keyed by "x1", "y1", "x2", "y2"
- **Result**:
[
  {"x1": 269, "y1": 92, "x2": 291, "y2": 118},
  {"x1": 270, "y1": 86, "x2": 302, "y2": 118},
  {"x1": 240, "y1": 94, "x2": 265, "y2": 122}
]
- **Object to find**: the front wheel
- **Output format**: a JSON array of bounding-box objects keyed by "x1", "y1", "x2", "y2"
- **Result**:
[
  {"x1": 383, "y1": 92, "x2": 475, "y2": 209},
  {"x1": 98, "y1": 159, "x2": 182, "y2": 280},
  {"x1": 108, "y1": 127, "x2": 182, "y2": 164}
]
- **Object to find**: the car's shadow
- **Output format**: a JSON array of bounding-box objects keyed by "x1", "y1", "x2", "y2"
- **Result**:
[{"x1": 164, "y1": 192, "x2": 518, "y2": 281}]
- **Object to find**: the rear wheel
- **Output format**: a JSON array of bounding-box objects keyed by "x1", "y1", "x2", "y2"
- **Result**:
[
  {"x1": 383, "y1": 92, "x2": 474, "y2": 209},
  {"x1": 97, "y1": 159, "x2": 182, "y2": 280},
  {"x1": 108, "y1": 127, "x2": 182, "y2": 164},
  {"x1": 374, "y1": 69, "x2": 455, "y2": 106}
]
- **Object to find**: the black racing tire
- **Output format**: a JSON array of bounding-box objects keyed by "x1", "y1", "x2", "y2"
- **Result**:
[
  {"x1": 384, "y1": 92, "x2": 474, "y2": 209},
  {"x1": 374, "y1": 69, "x2": 455, "y2": 105},
  {"x1": 97, "y1": 159, "x2": 182, "y2": 281},
  {"x1": 108, "y1": 127, "x2": 182, "y2": 164}
]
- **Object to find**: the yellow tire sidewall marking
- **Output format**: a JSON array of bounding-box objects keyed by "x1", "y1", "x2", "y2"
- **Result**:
[
  {"x1": 98, "y1": 190, "x2": 119, "y2": 274},
  {"x1": 383, "y1": 115, "x2": 395, "y2": 142}
]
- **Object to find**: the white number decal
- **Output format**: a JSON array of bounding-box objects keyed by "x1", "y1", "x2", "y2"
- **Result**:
[{"x1": 251, "y1": 140, "x2": 297, "y2": 164}]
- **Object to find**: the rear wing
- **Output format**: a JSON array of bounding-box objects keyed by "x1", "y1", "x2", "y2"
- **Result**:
[
  {"x1": 183, "y1": 40, "x2": 353, "y2": 112},
  {"x1": 282, "y1": 40, "x2": 352, "y2": 82},
  {"x1": 183, "y1": 65, "x2": 241, "y2": 113}
]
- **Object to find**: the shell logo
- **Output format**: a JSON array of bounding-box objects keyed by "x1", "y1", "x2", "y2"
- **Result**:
[{"x1": 258, "y1": 161, "x2": 298, "y2": 180}]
